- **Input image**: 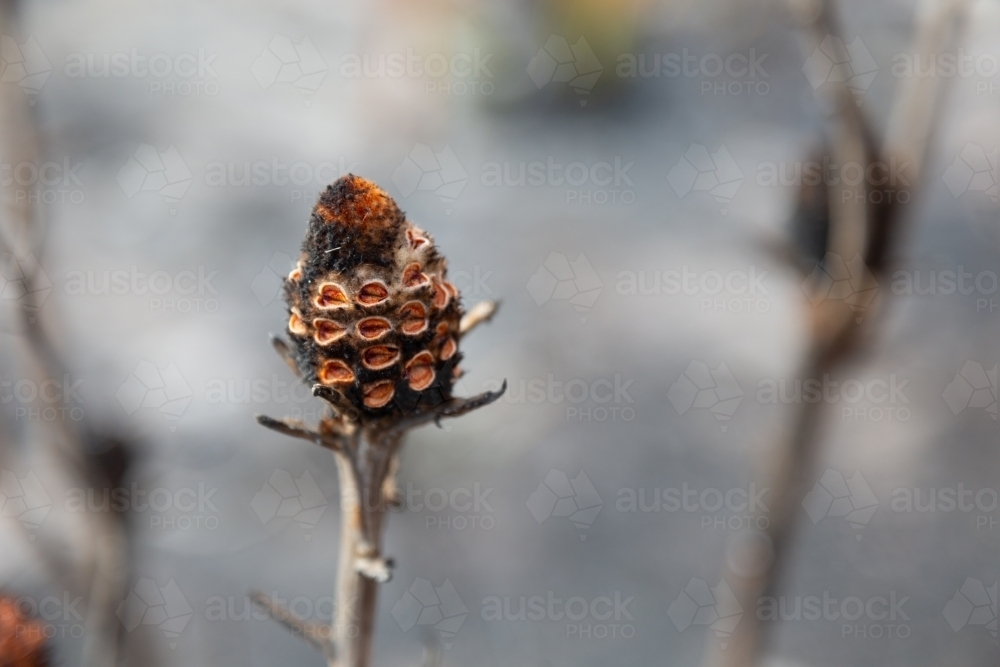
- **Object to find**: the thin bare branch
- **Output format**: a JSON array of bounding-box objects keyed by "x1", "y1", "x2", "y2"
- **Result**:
[
  {"x1": 436, "y1": 381, "x2": 508, "y2": 418},
  {"x1": 251, "y1": 591, "x2": 335, "y2": 659},
  {"x1": 0, "y1": 5, "x2": 135, "y2": 664},
  {"x1": 270, "y1": 334, "x2": 301, "y2": 377},
  {"x1": 380, "y1": 382, "x2": 508, "y2": 441},
  {"x1": 868, "y1": 0, "x2": 970, "y2": 273},
  {"x1": 255, "y1": 414, "x2": 344, "y2": 451},
  {"x1": 705, "y1": 2, "x2": 971, "y2": 667},
  {"x1": 418, "y1": 631, "x2": 442, "y2": 667},
  {"x1": 459, "y1": 299, "x2": 499, "y2": 336}
]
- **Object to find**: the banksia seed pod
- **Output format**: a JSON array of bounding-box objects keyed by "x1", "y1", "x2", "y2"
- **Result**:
[
  {"x1": 257, "y1": 176, "x2": 501, "y2": 664},
  {"x1": 284, "y1": 175, "x2": 462, "y2": 422},
  {"x1": 0, "y1": 596, "x2": 49, "y2": 667}
]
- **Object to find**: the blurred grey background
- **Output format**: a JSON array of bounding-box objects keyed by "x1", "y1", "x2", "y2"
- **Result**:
[{"x1": 0, "y1": 0, "x2": 997, "y2": 665}]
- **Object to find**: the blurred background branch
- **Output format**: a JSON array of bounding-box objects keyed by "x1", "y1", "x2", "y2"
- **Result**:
[
  {"x1": 707, "y1": 0, "x2": 972, "y2": 665},
  {"x1": 0, "y1": 2, "x2": 136, "y2": 666}
]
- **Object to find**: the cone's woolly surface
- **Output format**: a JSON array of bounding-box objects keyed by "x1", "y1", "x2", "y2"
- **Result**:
[{"x1": 285, "y1": 175, "x2": 462, "y2": 421}]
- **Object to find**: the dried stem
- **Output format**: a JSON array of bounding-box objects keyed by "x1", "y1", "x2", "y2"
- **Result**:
[
  {"x1": 332, "y1": 429, "x2": 389, "y2": 667},
  {"x1": 704, "y1": 0, "x2": 970, "y2": 666},
  {"x1": 0, "y1": 3, "x2": 135, "y2": 666},
  {"x1": 258, "y1": 350, "x2": 504, "y2": 667},
  {"x1": 270, "y1": 334, "x2": 302, "y2": 377},
  {"x1": 252, "y1": 591, "x2": 335, "y2": 658}
]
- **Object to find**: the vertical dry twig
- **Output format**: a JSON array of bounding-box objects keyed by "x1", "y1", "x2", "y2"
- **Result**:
[
  {"x1": 0, "y1": 3, "x2": 135, "y2": 666},
  {"x1": 704, "y1": 0, "x2": 970, "y2": 665},
  {"x1": 255, "y1": 374, "x2": 504, "y2": 667}
]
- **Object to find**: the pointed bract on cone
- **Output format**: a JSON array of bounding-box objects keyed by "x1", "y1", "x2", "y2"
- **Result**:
[{"x1": 284, "y1": 175, "x2": 463, "y2": 422}]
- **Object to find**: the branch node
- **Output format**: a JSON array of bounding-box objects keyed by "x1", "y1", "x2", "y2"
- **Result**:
[
  {"x1": 354, "y1": 553, "x2": 394, "y2": 583},
  {"x1": 380, "y1": 381, "x2": 507, "y2": 440},
  {"x1": 313, "y1": 383, "x2": 346, "y2": 408},
  {"x1": 256, "y1": 414, "x2": 343, "y2": 451}
]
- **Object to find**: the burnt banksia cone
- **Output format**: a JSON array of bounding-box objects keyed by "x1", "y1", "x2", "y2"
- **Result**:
[
  {"x1": 283, "y1": 175, "x2": 463, "y2": 422},
  {"x1": 254, "y1": 176, "x2": 501, "y2": 664}
]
